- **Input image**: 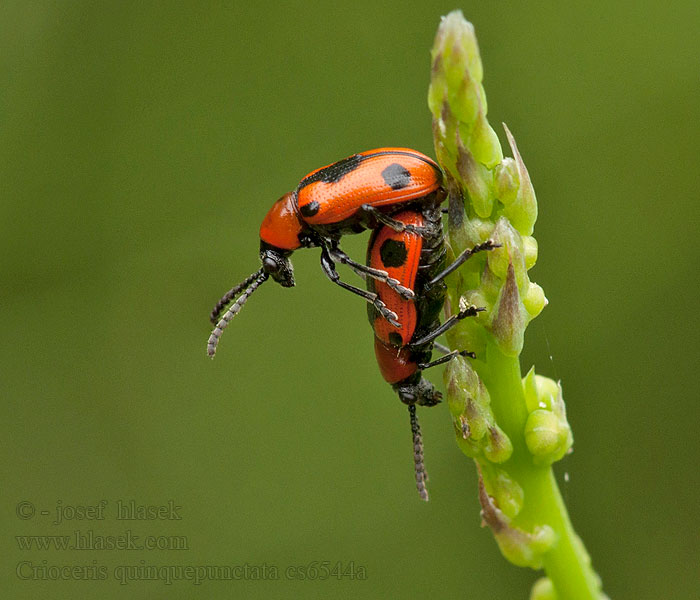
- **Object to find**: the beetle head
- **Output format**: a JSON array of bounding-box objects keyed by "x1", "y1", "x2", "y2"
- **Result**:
[
  {"x1": 260, "y1": 242, "x2": 295, "y2": 287},
  {"x1": 396, "y1": 378, "x2": 442, "y2": 407}
]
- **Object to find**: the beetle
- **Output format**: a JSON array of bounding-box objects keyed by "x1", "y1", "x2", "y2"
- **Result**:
[
  {"x1": 366, "y1": 204, "x2": 497, "y2": 500},
  {"x1": 208, "y1": 148, "x2": 446, "y2": 357}
]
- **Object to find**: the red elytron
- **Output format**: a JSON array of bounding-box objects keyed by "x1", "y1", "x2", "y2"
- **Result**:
[{"x1": 259, "y1": 148, "x2": 444, "y2": 251}]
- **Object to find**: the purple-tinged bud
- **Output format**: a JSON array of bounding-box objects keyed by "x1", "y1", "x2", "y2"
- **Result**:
[{"x1": 490, "y1": 261, "x2": 528, "y2": 356}]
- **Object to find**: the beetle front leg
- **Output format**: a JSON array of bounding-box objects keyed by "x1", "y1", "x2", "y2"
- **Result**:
[
  {"x1": 319, "y1": 248, "x2": 401, "y2": 328},
  {"x1": 327, "y1": 245, "x2": 415, "y2": 300}
]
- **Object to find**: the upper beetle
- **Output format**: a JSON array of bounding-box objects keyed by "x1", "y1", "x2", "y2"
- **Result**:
[{"x1": 208, "y1": 148, "x2": 445, "y2": 357}]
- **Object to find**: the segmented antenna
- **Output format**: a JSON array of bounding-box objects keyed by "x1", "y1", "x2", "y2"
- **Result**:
[
  {"x1": 210, "y1": 269, "x2": 264, "y2": 323},
  {"x1": 409, "y1": 404, "x2": 429, "y2": 501},
  {"x1": 207, "y1": 272, "x2": 269, "y2": 358}
]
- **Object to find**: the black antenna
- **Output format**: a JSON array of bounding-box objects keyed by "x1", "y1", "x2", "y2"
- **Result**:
[
  {"x1": 207, "y1": 272, "x2": 269, "y2": 358},
  {"x1": 210, "y1": 269, "x2": 265, "y2": 323},
  {"x1": 409, "y1": 404, "x2": 429, "y2": 501}
]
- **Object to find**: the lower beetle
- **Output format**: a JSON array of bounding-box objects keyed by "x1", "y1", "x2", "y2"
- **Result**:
[{"x1": 366, "y1": 205, "x2": 496, "y2": 500}]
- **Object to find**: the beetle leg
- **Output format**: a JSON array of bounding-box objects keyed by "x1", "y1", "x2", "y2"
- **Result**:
[
  {"x1": 320, "y1": 248, "x2": 401, "y2": 328},
  {"x1": 418, "y1": 349, "x2": 475, "y2": 370},
  {"x1": 328, "y1": 246, "x2": 415, "y2": 300},
  {"x1": 432, "y1": 342, "x2": 451, "y2": 355},
  {"x1": 424, "y1": 240, "x2": 500, "y2": 289},
  {"x1": 408, "y1": 305, "x2": 484, "y2": 348},
  {"x1": 360, "y1": 204, "x2": 430, "y2": 238}
]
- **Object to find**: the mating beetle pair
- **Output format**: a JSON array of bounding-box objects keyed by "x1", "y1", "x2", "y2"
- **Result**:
[
  {"x1": 207, "y1": 148, "x2": 445, "y2": 341},
  {"x1": 207, "y1": 148, "x2": 496, "y2": 500}
]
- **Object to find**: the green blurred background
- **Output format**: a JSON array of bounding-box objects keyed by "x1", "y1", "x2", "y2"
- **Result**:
[{"x1": 2, "y1": 2, "x2": 699, "y2": 598}]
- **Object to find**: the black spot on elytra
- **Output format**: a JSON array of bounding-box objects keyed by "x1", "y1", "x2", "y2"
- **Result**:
[
  {"x1": 389, "y1": 331, "x2": 403, "y2": 346},
  {"x1": 299, "y1": 200, "x2": 320, "y2": 217},
  {"x1": 381, "y1": 163, "x2": 412, "y2": 190},
  {"x1": 298, "y1": 154, "x2": 366, "y2": 189},
  {"x1": 380, "y1": 239, "x2": 408, "y2": 268}
]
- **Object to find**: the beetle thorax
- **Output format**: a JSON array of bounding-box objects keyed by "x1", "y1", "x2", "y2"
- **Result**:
[{"x1": 259, "y1": 191, "x2": 304, "y2": 251}]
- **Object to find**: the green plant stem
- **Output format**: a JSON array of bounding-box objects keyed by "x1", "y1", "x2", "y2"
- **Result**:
[{"x1": 477, "y1": 341, "x2": 599, "y2": 600}]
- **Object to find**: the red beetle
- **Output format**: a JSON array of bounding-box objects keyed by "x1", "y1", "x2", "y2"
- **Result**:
[
  {"x1": 208, "y1": 148, "x2": 445, "y2": 357},
  {"x1": 366, "y1": 206, "x2": 497, "y2": 500}
]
